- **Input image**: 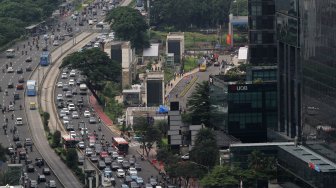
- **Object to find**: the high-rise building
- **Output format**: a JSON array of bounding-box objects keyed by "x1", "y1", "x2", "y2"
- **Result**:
[
  {"x1": 276, "y1": 0, "x2": 301, "y2": 139},
  {"x1": 276, "y1": 0, "x2": 336, "y2": 167},
  {"x1": 248, "y1": 0, "x2": 277, "y2": 66}
]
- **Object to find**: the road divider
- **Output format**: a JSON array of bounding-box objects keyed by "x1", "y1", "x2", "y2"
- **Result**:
[{"x1": 179, "y1": 76, "x2": 198, "y2": 98}]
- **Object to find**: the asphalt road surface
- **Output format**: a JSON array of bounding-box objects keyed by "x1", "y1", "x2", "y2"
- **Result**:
[{"x1": 169, "y1": 64, "x2": 222, "y2": 110}]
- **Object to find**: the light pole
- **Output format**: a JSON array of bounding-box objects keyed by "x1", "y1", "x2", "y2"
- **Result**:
[{"x1": 234, "y1": 0, "x2": 239, "y2": 16}]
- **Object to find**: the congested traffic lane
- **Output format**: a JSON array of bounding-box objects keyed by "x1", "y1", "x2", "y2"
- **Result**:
[{"x1": 0, "y1": 2, "x2": 98, "y2": 187}]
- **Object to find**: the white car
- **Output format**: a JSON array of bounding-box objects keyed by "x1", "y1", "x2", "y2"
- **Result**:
[
  {"x1": 128, "y1": 168, "x2": 137, "y2": 176},
  {"x1": 78, "y1": 141, "x2": 85, "y2": 149},
  {"x1": 117, "y1": 157, "x2": 123, "y2": 163},
  {"x1": 53, "y1": 40, "x2": 59, "y2": 46},
  {"x1": 84, "y1": 110, "x2": 91, "y2": 118},
  {"x1": 62, "y1": 108, "x2": 70, "y2": 115},
  {"x1": 7, "y1": 67, "x2": 14, "y2": 73},
  {"x1": 181, "y1": 153, "x2": 189, "y2": 160},
  {"x1": 68, "y1": 103, "x2": 76, "y2": 111},
  {"x1": 69, "y1": 79, "x2": 75, "y2": 86},
  {"x1": 57, "y1": 82, "x2": 63, "y2": 88},
  {"x1": 69, "y1": 70, "x2": 76, "y2": 77},
  {"x1": 61, "y1": 73, "x2": 67, "y2": 79},
  {"x1": 116, "y1": 169, "x2": 125, "y2": 178},
  {"x1": 85, "y1": 148, "x2": 93, "y2": 156},
  {"x1": 69, "y1": 130, "x2": 76, "y2": 138},
  {"x1": 63, "y1": 116, "x2": 70, "y2": 124},
  {"x1": 59, "y1": 111, "x2": 66, "y2": 118},
  {"x1": 57, "y1": 94, "x2": 63, "y2": 101},
  {"x1": 15, "y1": 117, "x2": 23, "y2": 125},
  {"x1": 72, "y1": 111, "x2": 79, "y2": 119}
]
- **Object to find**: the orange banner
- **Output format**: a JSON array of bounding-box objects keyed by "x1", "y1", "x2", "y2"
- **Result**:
[{"x1": 226, "y1": 34, "x2": 232, "y2": 45}]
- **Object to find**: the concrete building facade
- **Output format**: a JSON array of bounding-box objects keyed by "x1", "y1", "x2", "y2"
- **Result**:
[{"x1": 166, "y1": 32, "x2": 184, "y2": 64}]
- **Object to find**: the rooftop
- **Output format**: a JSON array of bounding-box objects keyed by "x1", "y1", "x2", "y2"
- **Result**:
[{"x1": 279, "y1": 145, "x2": 336, "y2": 173}]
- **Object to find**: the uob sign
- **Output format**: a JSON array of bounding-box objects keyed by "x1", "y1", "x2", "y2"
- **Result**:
[{"x1": 237, "y1": 85, "x2": 248, "y2": 91}]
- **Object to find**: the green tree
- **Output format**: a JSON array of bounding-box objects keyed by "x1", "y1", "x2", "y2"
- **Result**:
[
  {"x1": 60, "y1": 48, "x2": 121, "y2": 93},
  {"x1": 186, "y1": 81, "x2": 212, "y2": 128},
  {"x1": 200, "y1": 165, "x2": 241, "y2": 188},
  {"x1": 155, "y1": 120, "x2": 169, "y2": 137},
  {"x1": 166, "y1": 161, "x2": 205, "y2": 187},
  {"x1": 150, "y1": 0, "x2": 231, "y2": 30},
  {"x1": 133, "y1": 117, "x2": 162, "y2": 156},
  {"x1": 105, "y1": 6, "x2": 150, "y2": 50},
  {"x1": 248, "y1": 150, "x2": 277, "y2": 181},
  {"x1": 66, "y1": 148, "x2": 78, "y2": 169},
  {"x1": 190, "y1": 128, "x2": 219, "y2": 168},
  {"x1": 52, "y1": 130, "x2": 61, "y2": 148}
]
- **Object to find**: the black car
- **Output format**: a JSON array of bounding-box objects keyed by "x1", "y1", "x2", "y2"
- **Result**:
[
  {"x1": 122, "y1": 160, "x2": 130, "y2": 169},
  {"x1": 8, "y1": 82, "x2": 14, "y2": 88},
  {"x1": 124, "y1": 175, "x2": 132, "y2": 185},
  {"x1": 134, "y1": 163, "x2": 141, "y2": 171},
  {"x1": 15, "y1": 141, "x2": 22, "y2": 148},
  {"x1": 18, "y1": 76, "x2": 24, "y2": 83},
  {"x1": 26, "y1": 66, "x2": 32, "y2": 72},
  {"x1": 66, "y1": 124, "x2": 75, "y2": 131},
  {"x1": 16, "y1": 68, "x2": 23, "y2": 74},
  {"x1": 79, "y1": 21, "x2": 84, "y2": 26},
  {"x1": 98, "y1": 160, "x2": 106, "y2": 170},
  {"x1": 37, "y1": 174, "x2": 46, "y2": 183},
  {"x1": 59, "y1": 35, "x2": 65, "y2": 41},
  {"x1": 13, "y1": 134, "x2": 20, "y2": 141},
  {"x1": 35, "y1": 157, "x2": 44, "y2": 166},
  {"x1": 26, "y1": 164, "x2": 35, "y2": 172},
  {"x1": 43, "y1": 167, "x2": 51, "y2": 175},
  {"x1": 57, "y1": 102, "x2": 64, "y2": 108},
  {"x1": 111, "y1": 162, "x2": 121, "y2": 171},
  {"x1": 129, "y1": 157, "x2": 136, "y2": 165},
  {"x1": 25, "y1": 56, "x2": 32, "y2": 62}
]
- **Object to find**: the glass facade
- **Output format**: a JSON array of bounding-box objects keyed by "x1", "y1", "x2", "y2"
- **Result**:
[
  {"x1": 276, "y1": 0, "x2": 301, "y2": 139},
  {"x1": 248, "y1": 0, "x2": 277, "y2": 65},
  {"x1": 246, "y1": 66, "x2": 277, "y2": 81},
  {"x1": 300, "y1": 0, "x2": 336, "y2": 163},
  {"x1": 227, "y1": 82, "x2": 277, "y2": 142}
]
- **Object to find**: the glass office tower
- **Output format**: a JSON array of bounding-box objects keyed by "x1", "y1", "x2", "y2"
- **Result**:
[
  {"x1": 300, "y1": 0, "x2": 336, "y2": 163},
  {"x1": 276, "y1": 0, "x2": 336, "y2": 163}
]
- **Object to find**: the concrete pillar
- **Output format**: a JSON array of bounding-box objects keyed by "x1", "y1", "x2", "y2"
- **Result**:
[
  {"x1": 88, "y1": 177, "x2": 93, "y2": 188},
  {"x1": 96, "y1": 172, "x2": 99, "y2": 188}
]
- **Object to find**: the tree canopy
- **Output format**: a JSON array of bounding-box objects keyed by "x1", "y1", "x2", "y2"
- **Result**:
[
  {"x1": 149, "y1": 0, "x2": 232, "y2": 30},
  {"x1": 0, "y1": 0, "x2": 61, "y2": 46},
  {"x1": 190, "y1": 128, "x2": 219, "y2": 168},
  {"x1": 186, "y1": 81, "x2": 213, "y2": 128},
  {"x1": 60, "y1": 48, "x2": 121, "y2": 92},
  {"x1": 105, "y1": 6, "x2": 150, "y2": 50},
  {"x1": 133, "y1": 117, "x2": 162, "y2": 156}
]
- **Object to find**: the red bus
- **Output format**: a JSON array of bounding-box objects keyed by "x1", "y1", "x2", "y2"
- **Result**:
[{"x1": 112, "y1": 137, "x2": 129, "y2": 155}]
